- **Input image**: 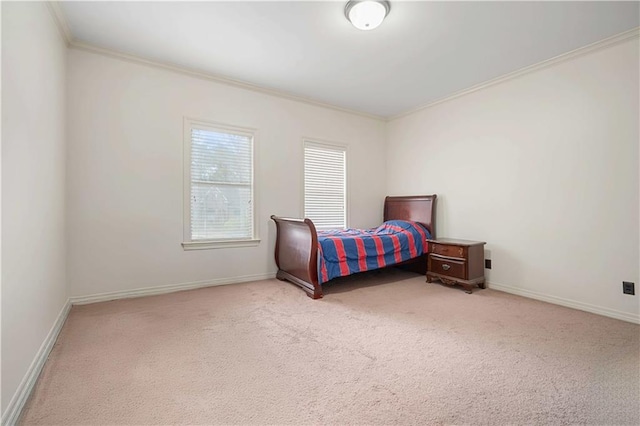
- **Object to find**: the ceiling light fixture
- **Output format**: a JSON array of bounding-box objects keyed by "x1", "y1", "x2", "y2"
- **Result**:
[{"x1": 345, "y1": 1, "x2": 391, "y2": 31}]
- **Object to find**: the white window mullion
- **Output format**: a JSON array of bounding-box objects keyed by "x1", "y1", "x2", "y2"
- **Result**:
[{"x1": 192, "y1": 180, "x2": 252, "y2": 187}]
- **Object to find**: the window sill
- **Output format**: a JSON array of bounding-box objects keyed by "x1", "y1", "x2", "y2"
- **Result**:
[{"x1": 182, "y1": 239, "x2": 261, "y2": 251}]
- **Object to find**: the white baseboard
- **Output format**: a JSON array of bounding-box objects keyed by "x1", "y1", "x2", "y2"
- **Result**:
[
  {"x1": 2, "y1": 299, "x2": 72, "y2": 426},
  {"x1": 69, "y1": 272, "x2": 277, "y2": 305},
  {"x1": 488, "y1": 281, "x2": 639, "y2": 324},
  {"x1": 6, "y1": 275, "x2": 632, "y2": 426},
  {"x1": 2, "y1": 273, "x2": 276, "y2": 424}
]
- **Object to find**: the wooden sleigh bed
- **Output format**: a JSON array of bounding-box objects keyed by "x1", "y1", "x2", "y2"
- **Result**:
[{"x1": 270, "y1": 195, "x2": 437, "y2": 299}]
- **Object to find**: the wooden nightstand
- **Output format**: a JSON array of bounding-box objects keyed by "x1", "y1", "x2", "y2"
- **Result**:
[{"x1": 427, "y1": 238, "x2": 486, "y2": 293}]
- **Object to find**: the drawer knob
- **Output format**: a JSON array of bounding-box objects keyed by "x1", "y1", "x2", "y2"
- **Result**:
[{"x1": 442, "y1": 264, "x2": 451, "y2": 271}]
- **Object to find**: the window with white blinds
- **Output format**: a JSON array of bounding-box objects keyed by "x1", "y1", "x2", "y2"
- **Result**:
[
  {"x1": 183, "y1": 119, "x2": 257, "y2": 249},
  {"x1": 304, "y1": 141, "x2": 347, "y2": 230}
]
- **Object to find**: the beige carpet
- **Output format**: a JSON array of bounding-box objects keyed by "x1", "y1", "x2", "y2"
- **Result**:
[{"x1": 20, "y1": 269, "x2": 640, "y2": 425}]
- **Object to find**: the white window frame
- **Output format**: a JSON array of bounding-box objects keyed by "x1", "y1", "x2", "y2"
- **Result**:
[
  {"x1": 302, "y1": 139, "x2": 349, "y2": 230},
  {"x1": 182, "y1": 117, "x2": 259, "y2": 250}
]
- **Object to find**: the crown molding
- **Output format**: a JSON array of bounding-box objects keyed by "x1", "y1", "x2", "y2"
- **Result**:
[
  {"x1": 46, "y1": 0, "x2": 382, "y2": 120},
  {"x1": 41, "y1": 4, "x2": 640, "y2": 122},
  {"x1": 390, "y1": 27, "x2": 640, "y2": 121},
  {"x1": 46, "y1": 1, "x2": 73, "y2": 46},
  {"x1": 68, "y1": 40, "x2": 385, "y2": 122}
]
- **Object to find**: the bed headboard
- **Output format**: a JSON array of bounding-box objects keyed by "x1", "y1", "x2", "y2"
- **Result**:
[{"x1": 383, "y1": 195, "x2": 437, "y2": 238}]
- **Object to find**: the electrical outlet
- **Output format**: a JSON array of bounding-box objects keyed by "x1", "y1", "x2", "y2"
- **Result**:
[
  {"x1": 485, "y1": 259, "x2": 492, "y2": 269},
  {"x1": 623, "y1": 282, "x2": 635, "y2": 295}
]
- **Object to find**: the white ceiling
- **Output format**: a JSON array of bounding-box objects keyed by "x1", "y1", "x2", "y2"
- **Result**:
[{"x1": 60, "y1": 1, "x2": 639, "y2": 118}]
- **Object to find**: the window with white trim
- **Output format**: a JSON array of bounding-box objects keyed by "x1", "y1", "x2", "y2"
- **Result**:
[
  {"x1": 183, "y1": 118, "x2": 257, "y2": 250},
  {"x1": 304, "y1": 140, "x2": 347, "y2": 230}
]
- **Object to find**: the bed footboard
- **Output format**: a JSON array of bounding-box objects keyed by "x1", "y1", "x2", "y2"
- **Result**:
[{"x1": 270, "y1": 215, "x2": 322, "y2": 299}]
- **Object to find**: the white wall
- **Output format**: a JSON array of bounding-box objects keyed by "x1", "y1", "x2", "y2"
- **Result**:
[
  {"x1": 66, "y1": 49, "x2": 387, "y2": 298},
  {"x1": 1, "y1": 1, "x2": 68, "y2": 415},
  {"x1": 387, "y1": 39, "x2": 639, "y2": 321},
  {"x1": 0, "y1": 6, "x2": 636, "y2": 421}
]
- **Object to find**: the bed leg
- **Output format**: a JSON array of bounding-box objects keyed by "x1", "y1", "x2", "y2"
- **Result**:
[
  {"x1": 276, "y1": 270, "x2": 323, "y2": 299},
  {"x1": 307, "y1": 287, "x2": 323, "y2": 299}
]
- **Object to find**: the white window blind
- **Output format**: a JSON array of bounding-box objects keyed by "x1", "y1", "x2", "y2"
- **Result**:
[
  {"x1": 185, "y1": 120, "x2": 255, "y2": 247},
  {"x1": 304, "y1": 141, "x2": 346, "y2": 230}
]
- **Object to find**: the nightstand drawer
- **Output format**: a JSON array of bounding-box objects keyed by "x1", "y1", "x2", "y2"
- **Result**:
[
  {"x1": 430, "y1": 243, "x2": 465, "y2": 258},
  {"x1": 429, "y1": 255, "x2": 466, "y2": 279}
]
